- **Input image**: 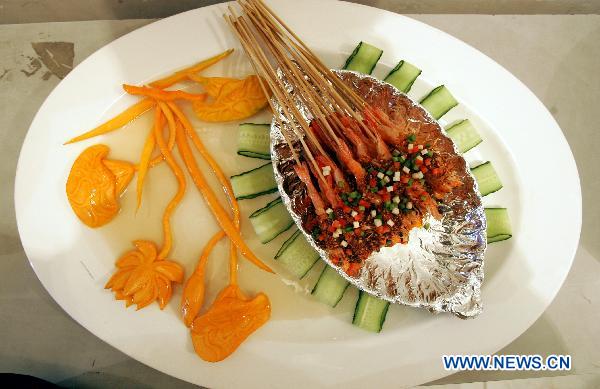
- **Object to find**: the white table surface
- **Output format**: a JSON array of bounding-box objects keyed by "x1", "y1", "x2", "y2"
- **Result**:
[{"x1": 1, "y1": 12, "x2": 598, "y2": 389}]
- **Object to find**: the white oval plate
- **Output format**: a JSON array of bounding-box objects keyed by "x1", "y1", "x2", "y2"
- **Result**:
[{"x1": 15, "y1": 0, "x2": 581, "y2": 387}]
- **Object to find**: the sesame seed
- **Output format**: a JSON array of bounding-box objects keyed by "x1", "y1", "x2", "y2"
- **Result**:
[
  {"x1": 325, "y1": 208, "x2": 333, "y2": 214},
  {"x1": 393, "y1": 196, "x2": 401, "y2": 203},
  {"x1": 371, "y1": 210, "x2": 377, "y2": 217},
  {"x1": 402, "y1": 166, "x2": 410, "y2": 174},
  {"x1": 407, "y1": 143, "x2": 414, "y2": 150},
  {"x1": 322, "y1": 170, "x2": 330, "y2": 176},
  {"x1": 387, "y1": 219, "x2": 395, "y2": 227},
  {"x1": 421, "y1": 149, "x2": 428, "y2": 155},
  {"x1": 351, "y1": 210, "x2": 358, "y2": 217},
  {"x1": 392, "y1": 207, "x2": 400, "y2": 215},
  {"x1": 341, "y1": 240, "x2": 348, "y2": 247},
  {"x1": 353, "y1": 221, "x2": 360, "y2": 229},
  {"x1": 406, "y1": 202, "x2": 413, "y2": 209},
  {"x1": 418, "y1": 144, "x2": 424, "y2": 150},
  {"x1": 374, "y1": 219, "x2": 383, "y2": 227},
  {"x1": 386, "y1": 186, "x2": 394, "y2": 192},
  {"x1": 384, "y1": 176, "x2": 391, "y2": 183},
  {"x1": 377, "y1": 172, "x2": 385, "y2": 179}
]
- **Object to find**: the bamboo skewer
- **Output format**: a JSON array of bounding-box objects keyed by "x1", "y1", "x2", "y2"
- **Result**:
[{"x1": 225, "y1": 0, "x2": 387, "y2": 187}]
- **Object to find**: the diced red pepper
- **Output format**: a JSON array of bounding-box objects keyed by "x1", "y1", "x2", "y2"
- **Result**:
[
  {"x1": 346, "y1": 262, "x2": 362, "y2": 277},
  {"x1": 381, "y1": 192, "x2": 391, "y2": 202},
  {"x1": 353, "y1": 214, "x2": 362, "y2": 221},
  {"x1": 342, "y1": 205, "x2": 352, "y2": 213},
  {"x1": 425, "y1": 158, "x2": 432, "y2": 166},
  {"x1": 432, "y1": 168, "x2": 442, "y2": 175},
  {"x1": 359, "y1": 199, "x2": 370, "y2": 207},
  {"x1": 420, "y1": 166, "x2": 428, "y2": 173},
  {"x1": 375, "y1": 225, "x2": 391, "y2": 234},
  {"x1": 328, "y1": 225, "x2": 337, "y2": 233},
  {"x1": 393, "y1": 162, "x2": 401, "y2": 169},
  {"x1": 401, "y1": 175, "x2": 409, "y2": 184},
  {"x1": 331, "y1": 220, "x2": 341, "y2": 229},
  {"x1": 415, "y1": 158, "x2": 423, "y2": 166},
  {"x1": 369, "y1": 178, "x2": 377, "y2": 187}
]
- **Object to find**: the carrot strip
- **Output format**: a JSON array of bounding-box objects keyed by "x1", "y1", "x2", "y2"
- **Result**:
[
  {"x1": 174, "y1": 120, "x2": 273, "y2": 274},
  {"x1": 167, "y1": 102, "x2": 239, "y2": 211},
  {"x1": 64, "y1": 98, "x2": 155, "y2": 144},
  {"x1": 150, "y1": 49, "x2": 234, "y2": 89},
  {"x1": 135, "y1": 110, "x2": 159, "y2": 210},
  {"x1": 123, "y1": 84, "x2": 208, "y2": 102},
  {"x1": 155, "y1": 102, "x2": 187, "y2": 259},
  {"x1": 181, "y1": 230, "x2": 226, "y2": 327},
  {"x1": 136, "y1": 119, "x2": 177, "y2": 170},
  {"x1": 168, "y1": 102, "x2": 243, "y2": 284}
]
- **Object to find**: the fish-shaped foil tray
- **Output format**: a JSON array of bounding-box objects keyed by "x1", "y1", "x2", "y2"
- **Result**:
[{"x1": 271, "y1": 70, "x2": 486, "y2": 318}]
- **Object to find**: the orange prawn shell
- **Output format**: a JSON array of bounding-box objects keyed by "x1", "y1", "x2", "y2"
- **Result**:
[{"x1": 66, "y1": 144, "x2": 132, "y2": 228}]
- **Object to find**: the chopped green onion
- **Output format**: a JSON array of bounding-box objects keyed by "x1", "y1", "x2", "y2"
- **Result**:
[
  {"x1": 408, "y1": 178, "x2": 414, "y2": 187},
  {"x1": 407, "y1": 134, "x2": 416, "y2": 142},
  {"x1": 337, "y1": 181, "x2": 345, "y2": 188},
  {"x1": 358, "y1": 205, "x2": 366, "y2": 211}
]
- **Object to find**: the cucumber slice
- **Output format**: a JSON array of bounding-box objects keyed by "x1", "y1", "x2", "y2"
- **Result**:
[
  {"x1": 275, "y1": 229, "x2": 321, "y2": 279},
  {"x1": 343, "y1": 41, "x2": 383, "y2": 75},
  {"x1": 249, "y1": 198, "x2": 294, "y2": 243},
  {"x1": 238, "y1": 123, "x2": 271, "y2": 160},
  {"x1": 485, "y1": 207, "x2": 512, "y2": 243},
  {"x1": 352, "y1": 291, "x2": 390, "y2": 333},
  {"x1": 420, "y1": 85, "x2": 458, "y2": 120},
  {"x1": 446, "y1": 119, "x2": 483, "y2": 153},
  {"x1": 311, "y1": 265, "x2": 350, "y2": 307},
  {"x1": 471, "y1": 161, "x2": 503, "y2": 196},
  {"x1": 384, "y1": 60, "x2": 421, "y2": 93},
  {"x1": 230, "y1": 162, "x2": 277, "y2": 200}
]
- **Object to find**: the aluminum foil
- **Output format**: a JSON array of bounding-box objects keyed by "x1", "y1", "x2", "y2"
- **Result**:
[{"x1": 270, "y1": 70, "x2": 486, "y2": 318}]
